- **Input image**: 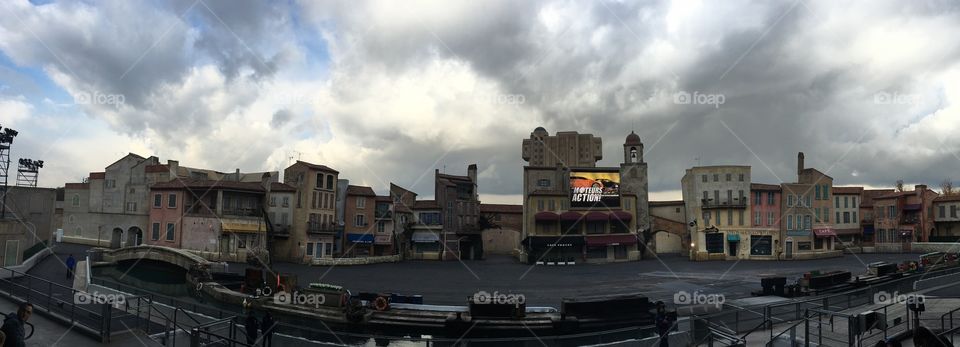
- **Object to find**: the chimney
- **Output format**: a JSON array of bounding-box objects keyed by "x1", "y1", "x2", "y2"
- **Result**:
[
  {"x1": 797, "y1": 152, "x2": 805, "y2": 176},
  {"x1": 468, "y1": 164, "x2": 478, "y2": 183},
  {"x1": 915, "y1": 184, "x2": 927, "y2": 198},
  {"x1": 167, "y1": 160, "x2": 179, "y2": 176},
  {"x1": 235, "y1": 168, "x2": 241, "y2": 182},
  {"x1": 261, "y1": 172, "x2": 272, "y2": 191}
]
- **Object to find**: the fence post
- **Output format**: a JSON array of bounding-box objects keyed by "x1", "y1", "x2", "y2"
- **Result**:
[{"x1": 190, "y1": 327, "x2": 200, "y2": 347}]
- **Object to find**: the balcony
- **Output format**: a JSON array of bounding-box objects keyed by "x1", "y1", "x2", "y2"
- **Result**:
[
  {"x1": 307, "y1": 222, "x2": 342, "y2": 235},
  {"x1": 270, "y1": 225, "x2": 290, "y2": 239},
  {"x1": 375, "y1": 211, "x2": 393, "y2": 220},
  {"x1": 701, "y1": 198, "x2": 747, "y2": 210}
]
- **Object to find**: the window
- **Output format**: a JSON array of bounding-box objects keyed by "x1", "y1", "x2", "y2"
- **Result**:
[
  {"x1": 282, "y1": 197, "x2": 289, "y2": 207},
  {"x1": 537, "y1": 199, "x2": 544, "y2": 211},
  {"x1": 836, "y1": 212, "x2": 841, "y2": 223},
  {"x1": 835, "y1": 196, "x2": 840, "y2": 208},
  {"x1": 281, "y1": 213, "x2": 288, "y2": 225},
  {"x1": 822, "y1": 185, "x2": 829, "y2": 200},
  {"x1": 788, "y1": 195, "x2": 794, "y2": 207},
  {"x1": 787, "y1": 215, "x2": 794, "y2": 230},
  {"x1": 537, "y1": 179, "x2": 550, "y2": 187},
  {"x1": 714, "y1": 190, "x2": 720, "y2": 203},
  {"x1": 705, "y1": 233, "x2": 723, "y2": 253},
  {"x1": 126, "y1": 202, "x2": 137, "y2": 212},
  {"x1": 727, "y1": 210, "x2": 733, "y2": 226},
  {"x1": 725, "y1": 173, "x2": 732, "y2": 181},
  {"x1": 713, "y1": 174, "x2": 719, "y2": 182},
  {"x1": 738, "y1": 173, "x2": 744, "y2": 182},
  {"x1": 72, "y1": 194, "x2": 80, "y2": 207},
  {"x1": 152, "y1": 223, "x2": 160, "y2": 240},
  {"x1": 806, "y1": 196, "x2": 812, "y2": 207},
  {"x1": 815, "y1": 237, "x2": 823, "y2": 249},
  {"x1": 153, "y1": 194, "x2": 162, "y2": 208},
  {"x1": 853, "y1": 197, "x2": 857, "y2": 207},
  {"x1": 767, "y1": 212, "x2": 774, "y2": 225},
  {"x1": 815, "y1": 185, "x2": 821, "y2": 200},
  {"x1": 270, "y1": 197, "x2": 277, "y2": 206},
  {"x1": 768, "y1": 192, "x2": 775, "y2": 205},
  {"x1": 377, "y1": 222, "x2": 385, "y2": 233},
  {"x1": 755, "y1": 191, "x2": 762, "y2": 205},
  {"x1": 843, "y1": 211, "x2": 851, "y2": 223},
  {"x1": 824, "y1": 208, "x2": 829, "y2": 222},
  {"x1": 702, "y1": 175, "x2": 707, "y2": 182},
  {"x1": 355, "y1": 214, "x2": 366, "y2": 226},
  {"x1": 951, "y1": 205, "x2": 958, "y2": 218},
  {"x1": 703, "y1": 191, "x2": 708, "y2": 201},
  {"x1": 316, "y1": 173, "x2": 323, "y2": 189},
  {"x1": 755, "y1": 211, "x2": 762, "y2": 225},
  {"x1": 804, "y1": 215, "x2": 811, "y2": 230},
  {"x1": 548, "y1": 200, "x2": 555, "y2": 211},
  {"x1": 168, "y1": 193, "x2": 176, "y2": 208},
  {"x1": 166, "y1": 223, "x2": 175, "y2": 241},
  {"x1": 798, "y1": 242, "x2": 812, "y2": 251},
  {"x1": 738, "y1": 210, "x2": 744, "y2": 226},
  {"x1": 702, "y1": 211, "x2": 711, "y2": 225},
  {"x1": 739, "y1": 190, "x2": 745, "y2": 204},
  {"x1": 853, "y1": 211, "x2": 858, "y2": 222},
  {"x1": 716, "y1": 210, "x2": 721, "y2": 225},
  {"x1": 888, "y1": 206, "x2": 895, "y2": 218},
  {"x1": 726, "y1": 190, "x2": 732, "y2": 204},
  {"x1": 750, "y1": 235, "x2": 772, "y2": 255},
  {"x1": 105, "y1": 179, "x2": 116, "y2": 188},
  {"x1": 815, "y1": 208, "x2": 820, "y2": 222},
  {"x1": 326, "y1": 175, "x2": 334, "y2": 190},
  {"x1": 844, "y1": 196, "x2": 849, "y2": 208},
  {"x1": 357, "y1": 197, "x2": 365, "y2": 208},
  {"x1": 306, "y1": 243, "x2": 314, "y2": 256}
]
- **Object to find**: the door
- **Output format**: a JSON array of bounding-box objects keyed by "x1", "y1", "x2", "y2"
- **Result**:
[
  {"x1": 315, "y1": 243, "x2": 324, "y2": 258},
  {"x1": 728, "y1": 241, "x2": 738, "y2": 256},
  {"x1": 4, "y1": 240, "x2": 19, "y2": 267},
  {"x1": 785, "y1": 241, "x2": 793, "y2": 259},
  {"x1": 111, "y1": 228, "x2": 123, "y2": 248}
]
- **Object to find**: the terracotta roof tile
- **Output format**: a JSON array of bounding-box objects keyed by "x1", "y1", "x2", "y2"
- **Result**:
[
  {"x1": 413, "y1": 200, "x2": 439, "y2": 209},
  {"x1": 270, "y1": 182, "x2": 296, "y2": 192},
  {"x1": 832, "y1": 186, "x2": 864, "y2": 194},
  {"x1": 934, "y1": 195, "x2": 960, "y2": 202},
  {"x1": 150, "y1": 179, "x2": 265, "y2": 192},
  {"x1": 293, "y1": 160, "x2": 339, "y2": 174},
  {"x1": 346, "y1": 185, "x2": 376, "y2": 196}
]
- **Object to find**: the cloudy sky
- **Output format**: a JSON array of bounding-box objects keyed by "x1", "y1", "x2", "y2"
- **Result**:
[{"x1": 1, "y1": 0, "x2": 958, "y2": 203}]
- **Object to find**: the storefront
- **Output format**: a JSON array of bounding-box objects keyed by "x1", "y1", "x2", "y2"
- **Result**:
[
  {"x1": 374, "y1": 234, "x2": 394, "y2": 256},
  {"x1": 812, "y1": 228, "x2": 836, "y2": 250},
  {"x1": 585, "y1": 234, "x2": 638, "y2": 262},
  {"x1": 522, "y1": 235, "x2": 585, "y2": 264},
  {"x1": 410, "y1": 231, "x2": 441, "y2": 259},
  {"x1": 344, "y1": 233, "x2": 374, "y2": 257},
  {"x1": 749, "y1": 235, "x2": 772, "y2": 256}
]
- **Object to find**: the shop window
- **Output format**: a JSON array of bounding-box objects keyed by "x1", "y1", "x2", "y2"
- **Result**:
[
  {"x1": 587, "y1": 247, "x2": 606, "y2": 259},
  {"x1": 705, "y1": 233, "x2": 723, "y2": 253},
  {"x1": 798, "y1": 242, "x2": 812, "y2": 251},
  {"x1": 750, "y1": 236, "x2": 772, "y2": 255},
  {"x1": 614, "y1": 245, "x2": 628, "y2": 259},
  {"x1": 814, "y1": 237, "x2": 823, "y2": 249}
]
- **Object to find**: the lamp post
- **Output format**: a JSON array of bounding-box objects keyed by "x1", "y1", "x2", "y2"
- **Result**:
[{"x1": 0, "y1": 126, "x2": 18, "y2": 219}]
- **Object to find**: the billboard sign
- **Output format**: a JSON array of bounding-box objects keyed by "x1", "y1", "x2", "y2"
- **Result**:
[{"x1": 569, "y1": 170, "x2": 621, "y2": 208}]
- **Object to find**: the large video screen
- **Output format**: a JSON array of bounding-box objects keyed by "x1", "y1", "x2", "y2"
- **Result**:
[{"x1": 569, "y1": 170, "x2": 621, "y2": 208}]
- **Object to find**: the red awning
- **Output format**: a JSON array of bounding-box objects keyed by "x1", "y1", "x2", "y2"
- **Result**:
[
  {"x1": 586, "y1": 234, "x2": 638, "y2": 246},
  {"x1": 534, "y1": 212, "x2": 560, "y2": 222},
  {"x1": 584, "y1": 212, "x2": 609, "y2": 222},
  {"x1": 559, "y1": 211, "x2": 583, "y2": 222},
  {"x1": 609, "y1": 211, "x2": 632, "y2": 222},
  {"x1": 813, "y1": 228, "x2": 837, "y2": 238}
]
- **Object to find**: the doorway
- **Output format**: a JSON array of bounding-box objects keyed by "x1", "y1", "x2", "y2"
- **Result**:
[
  {"x1": 785, "y1": 240, "x2": 793, "y2": 259},
  {"x1": 128, "y1": 227, "x2": 143, "y2": 246},
  {"x1": 111, "y1": 228, "x2": 123, "y2": 248},
  {"x1": 728, "y1": 241, "x2": 738, "y2": 256}
]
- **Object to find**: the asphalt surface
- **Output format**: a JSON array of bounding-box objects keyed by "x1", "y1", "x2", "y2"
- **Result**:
[{"x1": 33, "y1": 243, "x2": 927, "y2": 307}]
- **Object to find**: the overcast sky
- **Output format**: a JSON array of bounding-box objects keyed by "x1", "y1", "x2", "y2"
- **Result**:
[{"x1": 1, "y1": 0, "x2": 958, "y2": 203}]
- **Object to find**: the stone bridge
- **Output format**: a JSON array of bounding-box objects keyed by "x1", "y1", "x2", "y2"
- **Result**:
[{"x1": 98, "y1": 245, "x2": 223, "y2": 280}]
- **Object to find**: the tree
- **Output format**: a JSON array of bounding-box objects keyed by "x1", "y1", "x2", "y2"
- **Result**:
[
  {"x1": 942, "y1": 178, "x2": 955, "y2": 196},
  {"x1": 896, "y1": 179, "x2": 905, "y2": 192}
]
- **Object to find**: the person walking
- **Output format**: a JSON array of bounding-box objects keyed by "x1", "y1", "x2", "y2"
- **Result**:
[
  {"x1": 260, "y1": 311, "x2": 275, "y2": 347},
  {"x1": 654, "y1": 301, "x2": 674, "y2": 347},
  {"x1": 1, "y1": 302, "x2": 32, "y2": 347},
  {"x1": 244, "y1": 311, "x2": 259, "y2": 345},
  {"x1": 65, "y1": 254, "x2": 76, "y2": 280}
]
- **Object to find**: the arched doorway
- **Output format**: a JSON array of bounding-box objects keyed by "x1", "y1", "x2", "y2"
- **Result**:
[
  {"x1": 111, "y1": 228, "x2": 123, "y2": 249},
  {"x1": 128, "y1": 227, "x2": 143, "y2": 246}
]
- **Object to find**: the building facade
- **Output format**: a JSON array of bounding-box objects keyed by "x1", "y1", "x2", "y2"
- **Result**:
[
  {"x1": 832, "y1": 186, "x2": 864, "y2": 246},
  {"x1": 373, "y1": 196, "x2": 396, "y2": 256},
  {"x1": 478, "y1": 203, "x2": 523, "y2": 255},
  {"x1": 648, "y1": 200, "x2": 687, "y2": 255},
  {"x1": 389, "y1": 183, "x2": 417, "y2": 258},
  {"x1": 932, "y1": 195, "x2": 960, "y2": 242},
  {"x1": 434, "y1": 166, "x2": 481, "y2": 260},
  {"x1": 872, "y1": 185, "x2": 938, "y2": 252},
  {"x1": 342, "y1": 185, "x2": 377, "y2": 257},
  {"x1": 410, "y1": 200, "x2": 443, "y2": 260},
  {"x1": 0, "y1": 186, "x2": 56, "y2": 266},
  {"x1": 681, "y1": 166, "x2": 753, "y2": 260},
  {"x1": 750, "y1": 183, "x2": 781, "y2": 258},
  {"x1": 280, "y1": 161, "x2": 340, "y2": 262},
  {"x1": 521, "y1": 128, "x2": 647, "y2": 264},
  {"x1": 860, "y1": 189, "x2": 894, "y2": 246},
  {"x1": 779, "y1": 153, "x2": 838, "y2": 259}
]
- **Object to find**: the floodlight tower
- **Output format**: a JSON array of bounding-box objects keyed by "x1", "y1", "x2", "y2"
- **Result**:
[
  {"x1": 0, "y1": 125, "x2": 18, "y2": 219},
  {"x1": 16, "y1": 158, "x2": 43, "y2": 187}
]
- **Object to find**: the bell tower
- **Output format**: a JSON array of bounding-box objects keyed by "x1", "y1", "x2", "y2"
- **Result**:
[{"x1": 623, "y1": 131, "x2": 643, "y2": 163}]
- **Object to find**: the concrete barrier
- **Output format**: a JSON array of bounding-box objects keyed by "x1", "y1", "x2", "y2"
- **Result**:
[
  {"x1": 310, "y1": 254, "x2": 400, "y2": 266},
  {"x1": 0, "y1": 247, "x2": 53, "y2": 279}
]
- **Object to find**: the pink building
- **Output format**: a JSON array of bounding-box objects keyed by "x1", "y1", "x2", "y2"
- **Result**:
[
  {"x1": 750, "y1": 183, "x2": 781, "y2": 229},
  {"x1": 147, "y1": 187, "x2": 185, "y2": 247}
]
